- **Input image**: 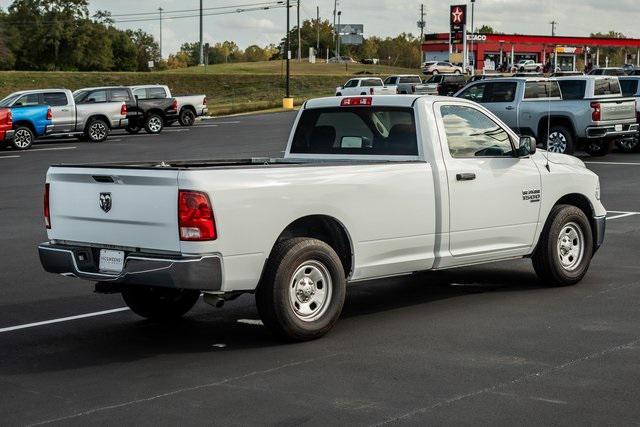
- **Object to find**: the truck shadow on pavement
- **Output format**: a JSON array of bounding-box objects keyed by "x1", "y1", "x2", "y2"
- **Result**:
[{"x1": 0, "y1": 261, "x2": 549, "y2": 375}]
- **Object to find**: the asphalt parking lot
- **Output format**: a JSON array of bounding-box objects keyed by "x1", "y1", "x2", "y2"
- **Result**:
[{"x1": 1, "y1": 113, "x2": 640, "y2": 425}]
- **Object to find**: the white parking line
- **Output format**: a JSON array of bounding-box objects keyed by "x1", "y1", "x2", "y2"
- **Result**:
[
  {"x1": 0, "y1": 155, "x2": 20, "y2": 159},
  {"x1": 586, "y1": 161, "x2": 640, "y2": 166},
  {"x1": 164, "y1": 129, "x2": 189, "y2": 132},
  {"x1": 237, "y1": 319, "x2": 264, "y2": 326},
  {"x1": 29, "y1": 146, "x2": 77, "y2": 152},
  {"x1": 193, "y1": 124, "x2": 218, "y2": 128},
  {"x1": 0, "y1": 307, "x2": 129, "y2": 333},
  {"x1": 204, "y1": 121, "x2": 240, "y2": 125},
  {"x1": 608, "y1": 211, "x2": 640, "y2": 220}
]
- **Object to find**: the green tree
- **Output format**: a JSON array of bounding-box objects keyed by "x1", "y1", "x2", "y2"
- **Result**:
[
  {"x1": 127, "y1": 29, "x2": 161, "y2": 71},
  {"x1": 477, "y1": 25, "x2": 495, "y2": 34}
]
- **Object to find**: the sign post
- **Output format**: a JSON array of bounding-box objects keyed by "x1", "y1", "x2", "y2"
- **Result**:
[{"x1": 449, "y1": 5, "x2": 467, "y2": 69}]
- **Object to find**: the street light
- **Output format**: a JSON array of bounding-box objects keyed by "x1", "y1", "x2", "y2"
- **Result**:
[{"x1": 337, "y1": 11, "x2": 342, "y2": 58}]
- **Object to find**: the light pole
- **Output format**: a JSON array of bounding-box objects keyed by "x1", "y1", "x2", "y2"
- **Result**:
[
  {"x1": 158, "y1": 7, "x2": 163, "y2": 59},
  {"x1": 470, "y1": 0, "x2": 475, "y2": 75},
  {"x1": 199, "y1": 0, "x2": 204, "y2": 65},
  {"x1": 286, "y1": 0, "x2": 290, "y2": 98},
  {"x1": 336, "y1": 11, "x2": 342, "y2": 59}
]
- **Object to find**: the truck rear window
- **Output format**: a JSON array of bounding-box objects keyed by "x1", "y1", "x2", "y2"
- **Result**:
[
  {"x1": 558, "y1": 80, "x2": 586, "y2": 100},
  {"x1": 594, "y1": 79, "x2": 621, "y2": 96},
  {"x1": 291, "y1": 107, "x2": 418, "y2": 156}
]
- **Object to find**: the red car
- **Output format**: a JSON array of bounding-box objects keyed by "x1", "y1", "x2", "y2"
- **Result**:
[{"x1": 0, "y1": 108, "x2": 14, "y2": 144}]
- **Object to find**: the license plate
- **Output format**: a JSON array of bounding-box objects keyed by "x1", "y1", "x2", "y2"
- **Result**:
[
  {"x1": 615, "y1": 124, "x2": 623, "y2": 132},
  {"x1": 99, "y1": 249, "x2": 125, "y2": 273}
]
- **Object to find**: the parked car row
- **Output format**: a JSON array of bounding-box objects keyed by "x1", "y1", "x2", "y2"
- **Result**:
[{"x1": 0, "y1": 85, "x2": 208, "y2": 150}]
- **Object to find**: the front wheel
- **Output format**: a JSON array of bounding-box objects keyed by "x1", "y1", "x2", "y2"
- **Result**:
[
  {"x1": 12, "y1": 126, "x2": 34, "y2": 150},
  {"x1": 179, "y1": 109, "x2": 196, "y2": 126},
  {"x1": 122, "y1": 286, "x2": 200, "y2": 320},
  {"x1": 256, "y1": 238, "x2": 346, "y2": 341},
  {"x1": 532, "y1": 205, "x2": 594, "y2": 287},
  {"x1": 546, "y1": 125, "x2": 575, "y2": 155},
  {"x1": 144, "y1": 114, "x2": 164, "y2": 134},
  {"x1": 85, "y1": 118, "x2": 109, "y2": 143},
  {"x1": 584, "y1": 140, "x2": 611, "y2": 157}
]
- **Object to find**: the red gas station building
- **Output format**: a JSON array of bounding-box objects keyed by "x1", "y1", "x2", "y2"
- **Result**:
[{"x1": 422, "y1": 32, "x2": 640, "y2": 72}]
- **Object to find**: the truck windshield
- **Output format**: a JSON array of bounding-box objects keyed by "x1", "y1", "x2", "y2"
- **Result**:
[
  {"x1": 0, "y1": 94, "x2": 19, "y2": 107},
  {"x1": 291, "y1": 107, "x2": 418, "y2": 156}
]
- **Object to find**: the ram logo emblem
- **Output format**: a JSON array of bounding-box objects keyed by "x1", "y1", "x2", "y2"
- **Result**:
[{"x1": 99, "y1": 192, "x2": 112, "y2": 213}]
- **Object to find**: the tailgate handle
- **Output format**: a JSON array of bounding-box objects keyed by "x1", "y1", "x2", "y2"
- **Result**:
[{"x1": 92, "y1": 175, "x2": 115, "y2": 183}]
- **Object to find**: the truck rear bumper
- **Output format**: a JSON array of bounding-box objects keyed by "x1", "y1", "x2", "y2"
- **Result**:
[
  {"x1": 38, "y1": 243, "x2": 222, "y2": 291},
  {"x1": 586, "y1": 123, "x2": 639, "y2": 139}
]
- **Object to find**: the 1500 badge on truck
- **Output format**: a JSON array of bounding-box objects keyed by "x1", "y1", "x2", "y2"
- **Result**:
[{"x1": 38, "y1": 95, "x2": 606, "y2": 341}]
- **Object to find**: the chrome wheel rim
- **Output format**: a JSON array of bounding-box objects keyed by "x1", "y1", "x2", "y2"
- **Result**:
[
  {"x1": 89, "y1": 122, "x2": 107, "y2": 140},
  {"x1": 288, "y1": 260, "x2": 333, "y2": 322},
  {"x1": 548, "y1": 132, "x2": 567, "y2": 153},
  {"x1": 182, "y1": 112, "x2": 194, "y2": 125},
  {"x1": 148, "y1": 117, "x2": 162, "y2": 132},
  {"x1": 557, "y1": 222, "x2": 585, "y2": 271},
  {"x1": 13, "y1": 129, "x2": 32, "y2": 148}
]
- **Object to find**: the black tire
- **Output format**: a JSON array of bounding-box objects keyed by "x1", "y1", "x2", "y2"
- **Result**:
[
  {"x1": 85, "y1": 118, "x2": 109, "y2": 143},
  {"x1": 532, "y1": 205, "x2": 594, "y2": 287},
  {"x1": 546, "y1": 125, "x2": 575, "y2": 155},
  {"x1": 584, "y1": 140, "x2": 611, "y2": 157},
  {"x1": 122, "y1": 286, "x2": 200, "y2": 320},
  {"x1": 144, "y1": 114, "x2": 164, "y2": 134},
  {"x1": 126, "y1": 124, "x2": 142, "y2": 134},
  {"x1": 615, "y1": 136, "x2": 640, "y2": 153},
  {"x1": 11, "y1": 126, "x2": 34, "y2": 150},
  {"x1": 256, "y1": 238, "x2": 346, "y2": 341},
  {"x1": 178, "y1": 109, "x2": 196, "y2": 127},
  {"x1": 336, "y1": 92, "x2": 342, "y2": 96}
]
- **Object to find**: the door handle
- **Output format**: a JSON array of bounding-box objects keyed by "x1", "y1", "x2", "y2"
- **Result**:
[
  {"x1": 61, "y1": 109, "x2": 69, "y2": 112},
  {"x1": 505, "y1": 106, "x2": 515, "y2": 110},
  {"x1": 456, "y1": 173, "x2": 476, "y2": 181}
]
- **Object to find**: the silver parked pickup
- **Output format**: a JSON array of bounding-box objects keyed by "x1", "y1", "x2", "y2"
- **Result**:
[
  {"x1": 0, "y1": 89, "x2": 127, "y2": 143},
  {"x1": 455, "y1": 77, "x2": 638, "y2": 156},
  {"x1": 128, "y1": 85, "x2": 208, "y2": 126},
  {"x1": 383, "y1": 75, "x2": 431, "y2": 95}
]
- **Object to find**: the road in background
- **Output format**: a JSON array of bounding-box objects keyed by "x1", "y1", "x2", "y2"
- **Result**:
[{"x1": 1, "y1": 113, "x2": 640, "y2": 424}]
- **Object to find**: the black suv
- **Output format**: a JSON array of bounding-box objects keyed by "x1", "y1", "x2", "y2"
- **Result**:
[{"x1": 424, "y1": 74, "x2": 467, "y2": 96}]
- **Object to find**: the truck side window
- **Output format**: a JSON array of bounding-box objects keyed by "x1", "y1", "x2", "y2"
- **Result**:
[
  {"x1": 524, "y1": 82, "x2": 560, "y2": 99},
  {"x1": 557, "y1": 80, "x2": 586, "y2": 100},
  {"x1": 594, "y1": 79, "x2": 621, "y2": 96},
  {"x1": 441, "y1": 105, "x2": 514, "y2": 158},
  {"x1": 43, "y1": 92, "x2": 69, "y2": 107},
  {"x1": 110, "y1": 89, "x2": 131, "y2": 102},
  {"x1": 15, "y1": 94, "x2": 40, "y2": 107},
  {"x1": 486, "y1": 82, "x2": 517, "y2": 102},
  {"x1": 362, "y1": 79, "x2": 383, "y2": 87},
  {"x1": 85, "y1": 90, "x2": 107, "y2": 104},
  {"x1": 147, "y1": 87, "x2": 167, "y2": 98},
  {"x1": 458, "y1": 84, "x2": 487, "y2": 103},
  {"x1": 133, "y1": 88, "x2": 147, "y2": 99},
  {"x1": 344, "y1": 80, "x2": 358, "y2": 88}
]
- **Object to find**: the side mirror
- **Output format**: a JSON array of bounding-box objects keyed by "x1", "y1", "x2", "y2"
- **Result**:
[{"x1": 518, "y1": 136, "x2": 537, "y2": 157}]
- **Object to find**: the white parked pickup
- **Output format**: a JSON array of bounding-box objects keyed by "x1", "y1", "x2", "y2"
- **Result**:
[
  {"x1": 128, "y1": 85, "x2": 207, "y2": 126},
  {"x1": 39, "y1": 95, "x2": 606, "y2": 341},
  {"x1": 335, "y1": 78, "x2": 397, "y2": 96}
]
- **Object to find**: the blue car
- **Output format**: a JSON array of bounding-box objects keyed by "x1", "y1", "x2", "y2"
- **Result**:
[{"x1": 0, "y1": 92, "x2": 53, "y2": 150}]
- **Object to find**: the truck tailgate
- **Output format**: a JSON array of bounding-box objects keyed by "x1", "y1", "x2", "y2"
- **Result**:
[
  {"x1": 47, "y1": 167, "x2": 181, "y2": 252},
  {"x1": 600, "y1": 99, "x2": 636, "y2": 121}
]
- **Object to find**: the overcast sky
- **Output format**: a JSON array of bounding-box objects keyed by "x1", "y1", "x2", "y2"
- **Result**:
[{"x1": 1, "y1": 0, "x2": 639, "y2": 57}]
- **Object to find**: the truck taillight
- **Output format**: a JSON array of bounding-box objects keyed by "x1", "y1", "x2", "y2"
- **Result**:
[
  {"x1": 7, "y1": 109, "x2": 11, "y2": 123},
  {"x1": 203, "y1": 97, "x2": 207, "y2": 105},
  {"x1": 46, "y1": 108, "x2": 52, "y2": 120},
  {"x1": 170, "y1": 99, "x2": 178, "y2": 111},
  {"x1": 437, "y1": 84, "x2": 442, "y2": 94},
  {"x1": 178, "y1": 190, "x2": 216, "y2": 241},
  {"x1": 120, "y1": 103, "x2": 127, "y2": 116},
  {"x1": 591, "y1": 102, "x2": 601, "y2": 122},
  {"x1": 44, "y1": 183, "x2": 51, "y2": 229}
]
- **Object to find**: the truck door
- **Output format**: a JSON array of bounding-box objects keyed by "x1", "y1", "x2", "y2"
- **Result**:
[
  {"x1": 435, "y1": 102, "x2": 541, "y2": 265},
  {"x1": 43, "y1": 92, "x2": 75, "y2": 133}
]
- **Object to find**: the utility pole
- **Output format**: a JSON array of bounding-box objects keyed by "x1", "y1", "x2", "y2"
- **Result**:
[
  {"x1": 336, "y1": 11, "x2": 341, "y2": 59},
  {"x1": 158, "y1": 7, "x2": 163, "y2": 58},
  {"x1": 417, "y1": 4, "x2": 425, "y2": 62},
  {"x1": 297, "y1": 0, "x2": 301, "y2": 61},
  {"x1": 332, "y1": 0, "x2": 338, "y2": 57},
  {"x1": 550, "y1": 20, "x2": 558, "y2": 37},
  {"x1": 286, "y1": 0, "x2": 291, "y2": 98},
  {"x1": 199, "y1": 0, "x2": 204, "y2": 65},
  {"x1": 316, "y1": 6, "x2": 320, "y2": 53}
]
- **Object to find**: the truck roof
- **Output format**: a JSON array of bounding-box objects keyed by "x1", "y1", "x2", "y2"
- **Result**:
[
  {"x1": 9, "y1": 88, "x2": 70, "y2": 95},
  {"x1": 553, "y1": 75, "x2": 619, "y2": 81},
  {"x1": 304, "y1": 95, "x2": 450, "y2": 109}
]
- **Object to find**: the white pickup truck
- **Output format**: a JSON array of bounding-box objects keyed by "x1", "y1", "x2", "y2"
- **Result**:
[
  {"x1": 128, "y1": 85, "x2": 208, "y2": 126},
  {"x1": 335, "y1": 78, "x2": 397, "y2": 96},
  {"x1": 39, "y1": 95, "x2": 606, "y2": 341}
]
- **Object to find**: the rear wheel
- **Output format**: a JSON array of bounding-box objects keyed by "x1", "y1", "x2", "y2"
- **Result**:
[
  {"x1": 584, "y1": 140, "x2": 611, "y2": 157},
  {"x1": 144, "y1": 114, "x2": 164, "y2": 134},
  {"x1": 256, "y1": 238, "x2": 346, "y2": 341},
  {"x1": 179, "y1": 109, "x2": 196, "y2": 126},
  {"x1": 122, "y1": 286, "x2": 200, "y2": 320},
  {"x1": 85, "y1": 118, "x2": 109, "y2": 143},
  {"x1": 532, "y1": 205, "x2": 594, "y2": 286},
  {"x1": 616, "y1": 136, "x2": 640, "y2": 153},
  {"x1": 12, "y1": 126, "x2": 34, "y2": 150},
  {"x1": 546, "y1": 125, "x2": 575, "y2": 155},
  {"x1": 126, "y1": 124, "x2": 141, "y2": 134}
]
